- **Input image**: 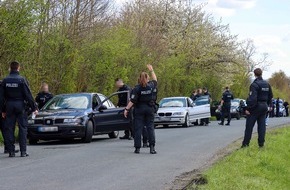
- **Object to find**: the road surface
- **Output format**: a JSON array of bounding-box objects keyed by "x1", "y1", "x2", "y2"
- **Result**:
[{"x1": 1, "y1": 118, "x2": 290, "y2": 190}]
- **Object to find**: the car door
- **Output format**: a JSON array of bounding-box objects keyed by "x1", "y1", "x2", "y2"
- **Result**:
[
  {"x1": 92, "y1": 92, "x2": 131, "y2": 132},
  {"x1": 187, "y1": 98, "x2": 196, "y2": 120},
  {"x1": 192, "y1": 97, "x2": 211, "y2": 120}
]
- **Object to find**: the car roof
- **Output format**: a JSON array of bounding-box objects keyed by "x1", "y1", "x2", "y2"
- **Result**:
[
  {"x1": 54, "y1": 93, "x2": 104, "y2": 97},
  {"x1": 161, "y1": 97, "x2": 188, "y2": 99}
]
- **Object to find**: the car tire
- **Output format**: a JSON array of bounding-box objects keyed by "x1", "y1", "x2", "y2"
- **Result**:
[
  {"x1": 82, "y1": 120, "x2": 94, "y2": 143},
  {"x1": 183, "y1": 114, "x2": 190, "y2": 128},
  {"x1": 108, "y1": 131, "x2": 119, "y2": 138},
  {"x1": 29, "y1": 139, "x2": 38, "y2": 145},
  {"x1": 236, "y1": 113, "x2": 241, "y2": 120}
]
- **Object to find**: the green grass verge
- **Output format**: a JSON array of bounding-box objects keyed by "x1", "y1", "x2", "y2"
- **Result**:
[
  {"x1": 0, "y1": 133, "x2": 3, "y2": 145},
  {"x1": 0, "y1": 128, "x2": 19, "y2": 145},
  {"x1": 191, "y1": 126, "x2": 290, "y2": 190}
]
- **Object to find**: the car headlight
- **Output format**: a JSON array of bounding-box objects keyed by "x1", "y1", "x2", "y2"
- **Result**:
[
  {"x1": 63, "y1": 118, "x2": 82, "y2": 124},
  {"x1": 28, "y1": 119, "x2": 34, "y2": 125},
  {"x1": 173, "y1": 112, "x2": 184, "y2": 116}
]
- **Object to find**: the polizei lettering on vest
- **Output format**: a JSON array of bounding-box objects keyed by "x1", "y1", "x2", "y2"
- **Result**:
[
  {"x1": 6, "y1": 83, "x2": 19, "y2": 88},
  {"x1": 261, "y1": 88, "x2": 269, "y2": 91},
  {"x1": 141, "y1": 90, "x2": 152, "y2": 95}
]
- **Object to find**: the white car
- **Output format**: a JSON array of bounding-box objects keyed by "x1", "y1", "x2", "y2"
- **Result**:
[{"x1": 154, "y1": 96, "x2": 211, "y2": 127}]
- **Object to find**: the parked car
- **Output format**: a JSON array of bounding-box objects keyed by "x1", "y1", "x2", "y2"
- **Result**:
[
  {"x1": 273, "y1": 99, "x2": 287, "y2": 117},
  {"x1": 215, "y1": 98, "x2": 247, "y2": 120},
  {"x1": 27, "y1": 92, "x2": 131, "y2": 144},
  {"x1": 154, "y1": 96, "x2": 211, "y2": 128}
]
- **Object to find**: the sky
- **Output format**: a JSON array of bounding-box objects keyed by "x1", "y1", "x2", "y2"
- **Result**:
[{"x1": 115, "y1": 0, "x2": 290, "y2": 79}]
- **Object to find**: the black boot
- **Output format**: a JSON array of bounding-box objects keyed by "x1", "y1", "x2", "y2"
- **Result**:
[
  {"x1": 150, "y1": 145, "x2": 157, "y2": 154},
  {"x1": 21, "y1": 152, "x2": 29, "y2": 157},
  {"x1": 143, "y1": 142, "x2": 149, "y2": 148},
  {"x1": 134, "y1": 148, "x2": 140, "y2": 154},
  {"x1": 9, "y1": 152, "x2": 15, "y2": 157}
]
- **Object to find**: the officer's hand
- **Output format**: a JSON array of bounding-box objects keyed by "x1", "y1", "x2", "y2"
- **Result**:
[
  {"x1": 245, "y1": 110, "x2": 250, "y2": 115},
  {"x1": 124, "y1": 110, "x2": 128, "y2": 118},
  {"x1": 2, "y1": 112, "x2": 6, "y2": 119},
  {"x1": 147, "y1": 64, "x2": 154, "y2": 71}
]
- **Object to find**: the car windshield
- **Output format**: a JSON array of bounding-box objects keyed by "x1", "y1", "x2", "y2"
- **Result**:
[
  {"x1": 43, "y1": 94, "x2": 91, "y2": 110},
  {"x1": 159, "y1": 98, "x2": 186, "y2": 108}
]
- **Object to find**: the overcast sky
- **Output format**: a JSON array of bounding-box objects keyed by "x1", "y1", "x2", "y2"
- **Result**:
[{"x1": 115, "y1": 0, "x2": 290, "y2": 79}]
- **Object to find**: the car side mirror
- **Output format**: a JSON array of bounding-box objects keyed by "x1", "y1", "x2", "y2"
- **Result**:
[
  {"x1": 192, "y1": 103, "x2": 196, "y2": 107},
  {"x1": 98, "y1": 105, "x2": 108, "y2": 112}
]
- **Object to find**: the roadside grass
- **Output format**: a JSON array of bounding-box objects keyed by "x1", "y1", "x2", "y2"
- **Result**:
[
  {"x1": 190, "y1": 126, "x2": 290, "y2": 190},
  {"x1": 0, "y1": 133, "x2": 3, "y2": 145},
  {"x1": 0, "y1": 128, "x2": 19, "y2": 145}
]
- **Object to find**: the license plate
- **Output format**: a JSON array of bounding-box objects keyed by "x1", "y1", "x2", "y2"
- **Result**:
[
  {"x1": 160, "y1": 117, "x2": 171, "y2": 121},
  {"x1": 38, "y1": 126, "x2": 58, "y2": 132}
]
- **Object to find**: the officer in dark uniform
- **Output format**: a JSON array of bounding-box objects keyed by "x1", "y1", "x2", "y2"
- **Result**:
[
  {"x1": 242, "y1": 68, "x2": 273, "y2": 148},
  {"x1": 124, "y1": 64, "x2": 157, "y2": 154},
  {"x1": 283, "y1": 101, "x2": 289, "y2": 117},
  {"x1": 219, "y1": 87, "x2": 234, "y2": 126},
  {"x1": 0, "y1": 61, "x2": 38, "y2": 157},
  {"x1": 115, "y1": 78, "x2": 133, "y2": 140},
  {"x1": 35, "y1": 82, "x2": 53, "y2": 109}
]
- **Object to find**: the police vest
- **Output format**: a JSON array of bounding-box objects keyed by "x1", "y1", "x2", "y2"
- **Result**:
[
  {"x1": 3, "y1": 77, "x2": 25, "y2": 100},
  {"x1": 254, "y1": 80, "x2": 270, "y2": 102},
  {"x1": 138, "y1": 84, "x2": 154, "y2": 103},
  {"x1": 223, "y1": 91, "x2": 233, "y2": 103}
]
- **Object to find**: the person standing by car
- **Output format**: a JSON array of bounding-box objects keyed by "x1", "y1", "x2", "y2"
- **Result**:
[
  {"x1": 115, "y1": 78, "x2": 133, "y2": 140},
  {"x1": 0, "y1": 61, "x2": 38, "y2": 157},
  {"x1": 218, "y1": 87, "x2": 234, "y2": 126},
  {"x1": 124, "y1": 64, "x2": 157, "y2": 154},
  {"x1": 275, "y1": 97, "x2": 280, "y2": 117},
  {"x1": 190, "y1": 90, "x2": 197, "y2": 101},
  {"x1": 283, "y1": 101, "x2": 289, "y2": 117},
  {"x1": 241, "y1": 68, "x2": 273, "y2": 148},
  {"x1": 35, "y1": 82, "x2": 53, "y2": 110}
]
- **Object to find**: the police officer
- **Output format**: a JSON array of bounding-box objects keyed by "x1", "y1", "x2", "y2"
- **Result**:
[
  {"x1": 124, "y1": 64, "x2": 157, "y2": 154},
  {"x1": 242, "y1": 68, "x2": 273, "y2": 148},
  {"x1": 283, "y1": 101, "x2": 289, "y2": 117},
  {"x1": 35, "y1": 82, "x2": 53, "y2": 109},
  {"x1": 0, "y1": 61, "x2": 38, "y2": 157},
  {"x1": 218, "y1": 87, "x2": 234, "y2": 126},
  {"x1": 115, "y1": 78, "x2": 133, "y2": 140}
]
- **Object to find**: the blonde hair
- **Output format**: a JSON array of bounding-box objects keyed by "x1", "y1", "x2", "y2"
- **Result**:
[
  {"x1": 40, "y1": 82, "x2": 48, "y2": 91},
  {"x1": 139, "y1": 72, "x2": 149, "y2": 87}
]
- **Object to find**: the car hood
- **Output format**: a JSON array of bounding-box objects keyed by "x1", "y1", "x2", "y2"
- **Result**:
[
  {"x1": 157, "y1": 107, "x2": 187, "y2": 113},
  {"x1": 34, "y1": 109, "x2": 92, "y2": 119}
]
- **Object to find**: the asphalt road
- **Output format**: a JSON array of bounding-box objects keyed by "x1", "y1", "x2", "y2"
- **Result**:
[{"x1": 1, "y1": 117, "x2": 290, "y2": 190}]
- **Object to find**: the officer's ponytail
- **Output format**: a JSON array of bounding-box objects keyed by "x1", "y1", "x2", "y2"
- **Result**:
[{"x1": 139, "y1": 72, "x2": 149, "y2": 87}]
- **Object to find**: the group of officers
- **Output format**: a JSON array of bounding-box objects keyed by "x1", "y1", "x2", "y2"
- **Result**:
[
  {"x1": 189, "y1": 68, "x2": 272, "y2": 148},
  {"x1": 0, "y1": 61, "x2": 273, "y2": 158},
  {"x1": 0, "y1": 61, "x2": 53, "y2": 157},
  {"x1": 190, "y1": 86, "x2": 235, "y2": 126}
]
